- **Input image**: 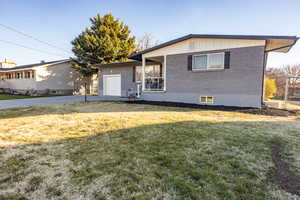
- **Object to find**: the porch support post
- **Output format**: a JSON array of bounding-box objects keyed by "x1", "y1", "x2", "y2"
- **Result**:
[
  {"x1": 163, "y1": 55, "x2": 166, "y2": 91},
  {"x1": 142, "y1": 56, "x2": 145, "y2": 91},
  {"x1": 284, "y1": 77, "x2": 289, "y2": 102}
]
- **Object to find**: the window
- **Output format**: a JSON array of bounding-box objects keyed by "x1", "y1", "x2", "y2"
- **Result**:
[
  {"x1": 193, "y1": 53, "x2": 224, "y2": 70},
  {"x1": 136, "y1": 65, "x2": 162, "y2": 81},
  {"x1": 144, "y1": 65, "x2": 163, "y2": 91},
  {"x1": 25, "y1": 71, "x2": 33, "y2": 79},
  {"x1": 207, "y1": 97, "x2": 213, "y2": 103},
  {"x1": 194, "y1": 55, "x2": 207, "y2": 70},
  {"x1": 145, "y1": 65, "x2": 161, "y2": 78},
  {"x1": 200, "y1": 96, "x2": 207, "y2": 103},
  {"x1": 25, "y1": 71, "x2": 30, "y2": 79},
  {"x1": 135, "y1": 66, "x2": 142, "y2": 82},
  {"x1": 200, "y1": 96, "x2": 214, "y2": 104}
]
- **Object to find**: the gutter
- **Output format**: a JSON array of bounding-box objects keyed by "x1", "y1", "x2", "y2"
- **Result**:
[{"x1": 265, "y1": 37, "x2": 299, "y2": 53}]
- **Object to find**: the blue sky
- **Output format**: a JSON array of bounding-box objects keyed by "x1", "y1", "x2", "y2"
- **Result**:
[{"x1": 0, "y1": 0, "x2": 299, "y2": 67}]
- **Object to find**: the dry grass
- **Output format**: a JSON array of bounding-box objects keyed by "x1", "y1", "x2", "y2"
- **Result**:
[
  {"x1": 287, "y1": 101, "x2": 300, "y2": 110},
  {"x1": 0, "y1": 102, "x2": 300, "y2": 200},
  {"x1": 266, "y1": 99, "x2": 300, "y2": 110}
]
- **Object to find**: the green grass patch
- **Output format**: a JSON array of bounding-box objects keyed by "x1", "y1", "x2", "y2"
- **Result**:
[
  {"x1": 0, "y1": 101, "x2": 299, "y2": 199},
  {"x1": 0, "y1": 194, "x2": 28, "y2": 200},
  {"x1": 46, "y1": 186, "x2": 62, "y2": 198},
  {"x1": 66, "y1": 121, "x2": 298, "y2": 199}
]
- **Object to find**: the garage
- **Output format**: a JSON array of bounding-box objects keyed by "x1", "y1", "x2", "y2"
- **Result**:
[{"x1": 103, "y1": 74, "x2": 121, "y2": 96}]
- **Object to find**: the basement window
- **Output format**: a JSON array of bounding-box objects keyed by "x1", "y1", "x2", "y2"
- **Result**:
[{"x1": 200, "y1": 96, "x2": 214, "y2": 104}]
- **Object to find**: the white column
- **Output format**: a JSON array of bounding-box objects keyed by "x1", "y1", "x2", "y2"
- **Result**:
[
  {"x1": 163, "y1": 55, "x2": 167, "y2": 91},
  {"x1": 284, "y1": 78, "x2": 289, "y2": 102},
  {"x1": 142, "y1": 56, "x2": 145, "y2": 91}
]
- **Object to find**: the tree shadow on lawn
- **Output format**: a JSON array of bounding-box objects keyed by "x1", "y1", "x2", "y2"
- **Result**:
[
  {"x1": 0, "y1": 101, "x2": 246, "y2": 120},
  {"x1": 0, "y1": 101, "x2": 298, "y2": 120},
  {"x1": 0, "y1": 120, "x2": 299, "y2": 199}
]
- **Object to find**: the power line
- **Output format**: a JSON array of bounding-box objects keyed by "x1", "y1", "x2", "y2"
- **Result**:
[
  {"x1": 0, "y1": 24, "x2": 105, "y2": 64},
  {"x1": 0, "y1": 39, "x2": 67, "y2": 58},
  {"x1": 0, "y1": 23, "x2": 72, "y2": 54},
  {"x1": 0, "y1": 23, "x2": 115, "y2": 64},
  {"x1": 0, "y1": 39, "x2": 104, "y2": 65},
  {"x1": 0, "y1": 39, "x2": 104, "y2": 64}
]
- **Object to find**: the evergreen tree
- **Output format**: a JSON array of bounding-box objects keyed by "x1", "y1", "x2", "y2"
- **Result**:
[{"x1": 70, "y1": 13, "x2": 136, "y2": 76}]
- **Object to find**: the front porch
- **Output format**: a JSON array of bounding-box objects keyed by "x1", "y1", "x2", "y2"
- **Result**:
[{"x1": 141, "y1": 55, "x2": 166, "y2": 92}]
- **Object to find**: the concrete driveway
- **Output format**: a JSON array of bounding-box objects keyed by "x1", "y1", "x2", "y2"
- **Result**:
[
  {"x1": 0, "y1": 95, "x2": 123, "y2": 110},
  {"x1": 290, "y1": 100, "x2": 300, "y2": 105}
]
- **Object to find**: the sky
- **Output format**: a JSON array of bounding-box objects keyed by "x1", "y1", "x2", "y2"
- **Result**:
[{"x1": 0, "y1": 0, "x2": 299, "y2": 68}]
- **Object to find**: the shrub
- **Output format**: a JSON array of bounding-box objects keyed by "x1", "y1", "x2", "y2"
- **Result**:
[{"x1": 265, "y1": 77, "x2": 277, "y2": 99}]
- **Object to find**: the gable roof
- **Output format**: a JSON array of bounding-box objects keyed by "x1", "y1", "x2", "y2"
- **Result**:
[
  {"x1": 129, "y1": 34, "x2": 299, "y2": 60},
  {"x1": 0, "y1": 59, "x2": 69, "y2": 72}
]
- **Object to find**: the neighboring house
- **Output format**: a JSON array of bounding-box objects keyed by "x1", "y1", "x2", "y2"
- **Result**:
[
  {"x1": 97, "y1": 34, "x2": 298, "y2": 108},
  {"x1": 0, "y1": 59, "x2": 98, "y2": 95},
  {"x1": 289, "y1": 83, "x2": 300, "y2": 98},
  {"x1": 0, "y1": 58, "x2": 16, "y2": 68},
  {"x1": 266, "y1": 69, "x2": 300, "y2": 99}
]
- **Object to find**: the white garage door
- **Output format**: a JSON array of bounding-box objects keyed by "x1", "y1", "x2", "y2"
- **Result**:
[{"x1": 103, "y1": 74, "x2": 121, "y2": 96}]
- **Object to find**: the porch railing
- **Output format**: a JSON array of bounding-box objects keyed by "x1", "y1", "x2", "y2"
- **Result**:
[{"x1": 145, "y1": 77, "x2": 164, "y2": 91}]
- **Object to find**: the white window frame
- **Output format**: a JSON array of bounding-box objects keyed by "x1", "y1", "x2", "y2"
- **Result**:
[
  {"x1": 199, "y1": 96, "x2": 214, "y2": 104},
  {"x1": 135, "y1": 66, "x2": 142, "y2": 83},
  {"x1": 193, "y1": 52, "x2": 225, "y2": 71}
]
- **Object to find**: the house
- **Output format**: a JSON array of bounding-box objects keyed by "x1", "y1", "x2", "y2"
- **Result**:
[
  {"x1": 0, "y1": 59, "x2": 98, "y2": 95},
  {"x1": 96, "y1": 34, "x2": 298, "y2": 108},
  {"x1": 266, "y1": 69, "x2": 300, "y2": 99},
  {"x1": 0, "y1": 58, "x2": 16, "y2": 68},
  {"x1": 289, "y1": 83, "x2": 300, "y2": 98}
]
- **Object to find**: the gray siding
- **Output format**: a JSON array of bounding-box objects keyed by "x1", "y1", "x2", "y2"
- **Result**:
[
  {"x1": 142, "y1": 46, "x2": 265, "y2": 108},
  {"x1": 98, "y1": 46, "x2": 265, "y2": 108},
  {"x1": 98, "y1": 66, "x2": 136, "y2": 97}
]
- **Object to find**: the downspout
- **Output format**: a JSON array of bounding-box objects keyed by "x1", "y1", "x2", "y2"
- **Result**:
[{"x1": 261, "y1": 50, "x2": 268, "y2": 108}]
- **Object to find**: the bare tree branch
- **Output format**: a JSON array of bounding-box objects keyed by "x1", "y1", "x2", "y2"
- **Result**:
[
  {"x1": 280, "y1": 65, "x2": 300, "y2": 96},
  {"x1": 137, "y1": 33, "x2": 161, "y2": 51},
  {"x1": 266, "y1": 65, "x2": 300, "y2": 98}
]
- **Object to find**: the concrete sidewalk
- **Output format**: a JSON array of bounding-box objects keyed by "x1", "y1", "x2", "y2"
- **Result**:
[{"x1": 0, "y1": 95, "x2": 123, "y2": 110}]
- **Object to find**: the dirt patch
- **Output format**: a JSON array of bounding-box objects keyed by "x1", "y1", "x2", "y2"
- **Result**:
[
  {"x1": 272, "y1": 143, "x2": 300, "y2": 196},
  {"x1": 245, "y1": 107, "x2": 299, "y2": 117},
  {"x1": 126, "y1": 100, "x2": 299, "y2": 116}
]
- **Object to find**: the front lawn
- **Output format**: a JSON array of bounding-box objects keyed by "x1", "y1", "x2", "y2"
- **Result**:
[{"x1": 0, "y1": 102, "x2": 299, "y2": 200}]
